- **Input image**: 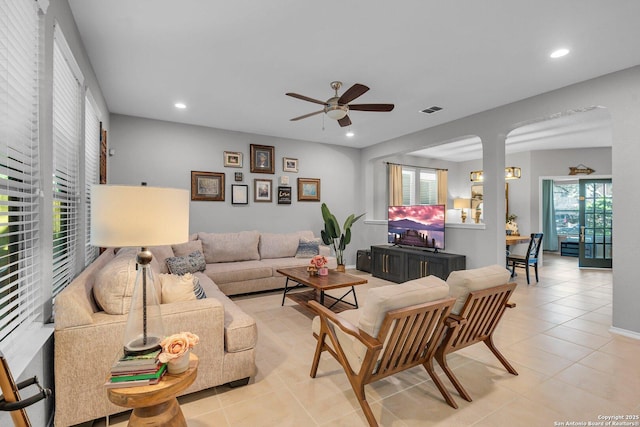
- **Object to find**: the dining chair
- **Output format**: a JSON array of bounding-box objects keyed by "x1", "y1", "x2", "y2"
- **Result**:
[{"x1": 506, "y1": 233, "x2": 544, "y2": 284}]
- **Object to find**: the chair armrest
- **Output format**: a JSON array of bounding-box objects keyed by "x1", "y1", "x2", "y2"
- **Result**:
[
  {"x1": 506, "y1": 302, "x2": 516, "y2": 308},
  {"x1": 308, "y1": 301, "x2": 381, "y2": 350},
  {"x1": 445, "y1": 313, "x2": 466, "y2": 328}
]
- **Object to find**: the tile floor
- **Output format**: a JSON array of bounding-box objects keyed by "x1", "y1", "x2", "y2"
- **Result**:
[{"x1": 97, "y1": 254, "x2": 640, "y2": 427}]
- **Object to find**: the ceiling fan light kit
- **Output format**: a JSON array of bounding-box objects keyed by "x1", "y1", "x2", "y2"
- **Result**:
[{"x1": 286, "y1": 81, "x2": 394, "y2": 127}]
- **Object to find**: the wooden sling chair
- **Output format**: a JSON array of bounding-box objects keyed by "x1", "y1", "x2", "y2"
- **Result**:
[
  {"x1": 435, "y1": 281, "x2": 518, "y2": 405},
  {"x1": 309, "y1": 277, "x2": 459, "y2": 427},
  {"x1": 0, "y1": 351, "x2": 52, "y2": 427}
]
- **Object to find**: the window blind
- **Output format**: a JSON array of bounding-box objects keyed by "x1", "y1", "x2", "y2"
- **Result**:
[
  {"x1": 84, "y1": 93, "x2": 100, "y2": 266},
  {"x1": 52, "y1": 26, "x2": 83, "y2": 297},
  {"x1": 0, "y1": 0, "x2": 41, "y2": 342}
]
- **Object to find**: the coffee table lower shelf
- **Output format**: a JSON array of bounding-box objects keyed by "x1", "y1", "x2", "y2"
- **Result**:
[{"x1": 286, "y1": 288, "x2": 358, "y2": 313}]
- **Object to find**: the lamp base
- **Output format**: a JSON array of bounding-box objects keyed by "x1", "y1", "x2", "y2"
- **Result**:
[{"x1": 124, "y1": 334, "x2": 162, "y2": 356}]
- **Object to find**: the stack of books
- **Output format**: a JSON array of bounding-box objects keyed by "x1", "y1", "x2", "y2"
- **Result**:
[{"x1": 105, "y1": 349, "x2": 167, "y2": 388}]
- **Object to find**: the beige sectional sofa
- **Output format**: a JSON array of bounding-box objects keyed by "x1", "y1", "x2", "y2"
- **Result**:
[{"x1": 54, "y1": 230, "x2": 332, "y2": 427}]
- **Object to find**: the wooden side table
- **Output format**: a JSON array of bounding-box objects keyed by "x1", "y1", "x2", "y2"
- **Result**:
[{"x1": 107, "y1": 353, "x2": 198, "y2": 427}]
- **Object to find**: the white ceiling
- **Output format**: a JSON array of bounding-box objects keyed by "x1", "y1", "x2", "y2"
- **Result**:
[{"x1": 68, "y1": 1, "x2": 640, "y2": 151}]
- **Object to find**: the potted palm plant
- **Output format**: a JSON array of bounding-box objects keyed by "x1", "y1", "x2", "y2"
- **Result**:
[{"x1": 320, "y1": 203, "x2": 365, "y2": 271}]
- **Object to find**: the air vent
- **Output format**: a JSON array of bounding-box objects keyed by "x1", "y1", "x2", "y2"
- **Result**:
[{"x1": 420, "y1": 106, "x2": 443, "y2": 114}]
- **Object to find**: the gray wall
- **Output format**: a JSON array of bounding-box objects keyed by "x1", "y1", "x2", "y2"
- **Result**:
[{"x1": 108, "y1": 114, "x2": 364, "y2": 264}]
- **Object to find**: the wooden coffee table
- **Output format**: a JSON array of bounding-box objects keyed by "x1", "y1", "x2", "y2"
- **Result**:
[{"x1": 277, "y1": 267, "x2": 367, "y2": 312}]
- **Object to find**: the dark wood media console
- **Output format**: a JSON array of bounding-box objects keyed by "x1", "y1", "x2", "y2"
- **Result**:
[{"x1": 371, "y1": 245, "x2": 466, "y2": 283}]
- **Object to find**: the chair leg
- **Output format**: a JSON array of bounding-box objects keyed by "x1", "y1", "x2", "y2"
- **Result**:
[
  {"x1": 534, "y1": 263, "x2": 539, "y2": 282},
  {"x1": 310, "y1": 333, "x2": 325, "y2": 378},
  {"x1": 525, "y1": 264, "x2": 530, "y2": 284},
  {"x1": 423, "y1": 358, "x2": 458, "y2": 409},
  {"x1": 352, "y1": 383, "x2": 378, "y2": 427},
  {"x1": 483, "y1": 335, "x2": 518, "y2": 376},
  {"x1": 434, "y1": 351, "x2": 472, "y2": 402},
  {"x1": 510, "y1": 261, "x2": 516, "y2": 278}
]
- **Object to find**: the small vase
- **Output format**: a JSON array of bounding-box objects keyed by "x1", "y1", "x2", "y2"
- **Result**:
[
  {"x1": 167, "y1": 350, "x2": 190, "y2": 374},
  {"x1": 318, "y1": 267, "x2": 329, "y2": 276},
  {"x1": 336, "y1": 264, "x2": 346, "y2": 273}
]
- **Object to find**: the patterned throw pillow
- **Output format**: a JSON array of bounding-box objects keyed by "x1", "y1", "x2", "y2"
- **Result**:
[
  {"x1": 193, "y1": 276, "x2": 206, "y2": 299},
  {"x1": 295, "y1": 237, "x2": 322, "y2": 258},
  {"x1": 165, "y1": 251, "x2": 206, "y2": 275}
]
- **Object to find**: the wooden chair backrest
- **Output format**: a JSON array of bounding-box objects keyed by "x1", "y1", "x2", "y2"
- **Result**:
[
  {"x1": 0, "y1": 352, "x2": 30, "y2": 427},
  {"x1": 445, "y1": 283, "x2": 516, "y2": 352},
  {"x1": 367, "y1": 297, "x2": 455, "y2": 382}
]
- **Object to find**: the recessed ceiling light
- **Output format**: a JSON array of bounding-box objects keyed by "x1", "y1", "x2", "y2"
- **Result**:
[
  {"x1": 174, "y1": 102, "x2": 187, "y2": 109},
  {"x1": 550, "y1": 48, "x2": 570, "y2": 59},
  {"x1": 346, "y1": 130, "x2": 354, "y2": 137}
]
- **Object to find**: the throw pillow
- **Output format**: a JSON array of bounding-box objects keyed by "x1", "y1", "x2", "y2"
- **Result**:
[
  {"x1": 193, "y1": 276, "x2": 206, "y2": 299},
  {"x1": 172, "y1": 240, "x2": 203, "y2": 258},
  {"x1": 160, "y1": 273, "x2": 197, "y2": 303},
  {"x1": 295, "y1": 237, "x2": 321, "y2": 258},
  {"x1": 165, "y1": 251, "x2": 206, "y2": 275}
]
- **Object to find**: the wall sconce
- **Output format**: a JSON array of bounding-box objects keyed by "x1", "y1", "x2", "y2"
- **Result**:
[
  {"x1": 470, "y1": 167, "x2": 521, "y2": 182},
  {"x1": 453, "y1": 198, "x2": 471, "y2": 223}
]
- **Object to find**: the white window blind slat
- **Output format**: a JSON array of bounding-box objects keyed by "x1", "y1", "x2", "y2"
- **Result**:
[
  {"x1": 0, "y1": 0, "x2": 41, "y2": 342},
  {"x1": 84, "y1": 93, "x2": 100, "y2": 265}
]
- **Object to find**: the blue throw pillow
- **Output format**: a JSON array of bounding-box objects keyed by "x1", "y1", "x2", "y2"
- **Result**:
[
  {"x1": 295, "y1": 237, "x2": 321, "y2": 258},
  {"x1": 166, "y1": 251, "x2": 206, "y2": 275}
]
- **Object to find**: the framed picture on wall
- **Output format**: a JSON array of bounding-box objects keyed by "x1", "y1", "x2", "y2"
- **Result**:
[
  {"x1": 297, "y1": 178, "x2": 320, "y2": 201},
  {"x1": 234, "y1": 172, "x2": 243, "y2": 182},
  {"x1": 250, "y1": 144, "x2": 275, "y2": 174},
  {"x1": 231, "y1": 184, "x2": 248, "y2": 205},
  {"x1": 277, "y1": 186, "x2": 292, "y2": 204},
  {"x1": 224, "y1": 151, "x2": 243, "y2": 168},
  {"x1": 254, "y1": 178, "x2": 272, "y2": 202},
  {"x1": 191, "y1": 171, "x2": 225, "y2": 201},
  {"x1": 283, "y1": 157, "x2": 298, "y2": 172}
]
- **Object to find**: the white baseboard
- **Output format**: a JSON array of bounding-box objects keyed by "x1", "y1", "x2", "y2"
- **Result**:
[{"x1": 609, "y1": 326, "x2": 640, "y2": 340}]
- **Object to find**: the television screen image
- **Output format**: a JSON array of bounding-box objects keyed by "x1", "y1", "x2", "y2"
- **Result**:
[{"x1": 388, "y1": 205, "x2": 445, "y2": 250}]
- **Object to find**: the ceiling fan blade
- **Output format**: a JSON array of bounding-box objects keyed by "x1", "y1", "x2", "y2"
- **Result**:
[
  {"x1": 338, "y1": 83, "x2": 369, "y2": 105},
  {"x1": 286, "y1": 92, "x2": 327, "y2": 106},
  {"x1": 290, "y1": 110, "x2": 324, "y2": 121},
  {"x1": 348, "y1": 103, "x2": 395, "y2": 112},
  {"x1": 337, "y1": 115, "x2": 352, "y2": 127}
]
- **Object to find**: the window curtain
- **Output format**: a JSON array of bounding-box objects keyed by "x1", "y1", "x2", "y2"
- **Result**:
[
  {"x1": 437, "y1": 169, "x2": 448, "y2": 205},
  {"x1": 542, "y1": 179, "x2": 558, "y2": 251},
  {"x1": 388, "y1": 163, "x2": 403, "y2": 206}
]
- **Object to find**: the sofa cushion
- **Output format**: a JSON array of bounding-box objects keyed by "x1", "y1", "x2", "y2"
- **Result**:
[
  {"x1": 203, "y1": 260, "x2": 272, "y2": 285},
  {"x1": 198, "y1": 230, "x2": 260, "y2": 263},
  {"x1": 160, "y1": 273, "x2": 197, "y2": 303},
  {"x1": 259, "y1": 232, "x2": 300, "y2": 259},
  {"x1": 93, "y1": 249, "x2": 161, "y2": 315},
  {"x1": 148, "y1": 245, "x2": 174, "y2": 274},
  {"x1": 295, "y1": 237, "x2": 322, "y2": 258},
  {"x1": 447, "y1": 264, "x2": 511, "y2": 314},
  {"x1": 172, "y1": 240, "x2": 204, "y2": 257},
  {"x1": 166, "y1": 251, "x2": 207, "y2": 275}
]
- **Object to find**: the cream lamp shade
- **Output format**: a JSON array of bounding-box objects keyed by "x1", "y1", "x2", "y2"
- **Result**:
[
  {"x1": 453, "y1": 198, "x2": 471, "y2": 209},
  {"x1": 91, "y1": 185, "x2": 189, "y2": 247}
]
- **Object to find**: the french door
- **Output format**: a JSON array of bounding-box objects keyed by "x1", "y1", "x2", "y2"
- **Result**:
[{"x1": 579, "y1": 179, "x2": 612, "y2": 268}]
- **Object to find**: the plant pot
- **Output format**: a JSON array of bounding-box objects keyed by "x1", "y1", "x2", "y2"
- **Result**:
[
  {"x1": 318, "y1": 267, "x2": 329, "y2": 276},
  {"x1": 336, "y1": 264, "x2": 346, "y2": 273},
  {"x1": 167, "y1": 350, "x2": 190, "y2": 374}
]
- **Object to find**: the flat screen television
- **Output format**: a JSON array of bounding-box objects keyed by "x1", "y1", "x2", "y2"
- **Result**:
[{"x1": 388, "y1": 204, "x2": 445, "y2": 251}]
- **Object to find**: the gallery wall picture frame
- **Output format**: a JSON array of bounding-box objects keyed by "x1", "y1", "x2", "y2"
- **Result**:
[
  {"x1": 277, "y1": 186, "x2": 292, "y2": 204},
  {"x1": 254, "y1": 178, "x2": 273, "y2": 202},
  {"x1": 297, "y1": 178, "x2": 321, "y2": 201},
  {"x1": 234, "y1": 172, "x2": 243, "y2": 182},
  {"x1": 283, "y1": 157, "x2": 298, "y2": 173},
  {"x1": 250, "y1": 144, "x2": 275, "y2": 174},
  {"x1": 191, "y1": 171, "x2": 225, "y2": 201},
  {"x1": 224, "y1": 151, "x2": 243, "y2": 168},
  {"x1": 231, "y1": 184, "x2": 249, "y2": 205}
]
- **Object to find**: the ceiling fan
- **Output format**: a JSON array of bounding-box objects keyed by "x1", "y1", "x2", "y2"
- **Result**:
[{"x1": 286, "y1": 81, "x2": 394, "y2": 127}]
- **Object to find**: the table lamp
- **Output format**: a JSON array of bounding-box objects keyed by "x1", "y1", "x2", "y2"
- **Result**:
[
  {"x1": 453, "y1": 198, "x2": 471, "y2": 223},
  {"x1": 91, "y1": 185, "x2": 189, "y2": 355}
]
